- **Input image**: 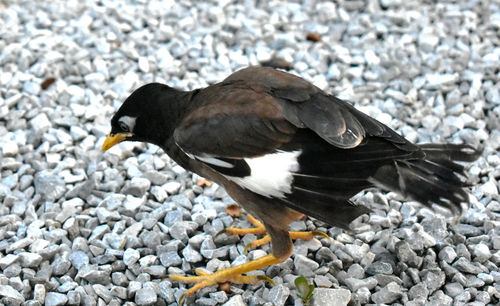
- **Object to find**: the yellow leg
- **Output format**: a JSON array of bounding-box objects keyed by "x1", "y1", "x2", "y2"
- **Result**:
[
  {"x1": 244, "y1": 231, "x2": 330, "y2": 253},
  {"x1": 170, "y1": 254, "x2": 283, "y2": 304},
  {"x1": 218, "y1": 213, "x2": 267, "y2": 236},
  {"x1": 220, "y1": 212, "x2": 330, "y2": 253}
]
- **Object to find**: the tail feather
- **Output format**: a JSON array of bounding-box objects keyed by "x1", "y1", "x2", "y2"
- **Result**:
[
  {"x1": 420, "y1": 143, "x2": 481, "y2": 162},
  {"x1": 370, "y1": 144, "x2": 480, "y2": 213},
  {"x1": 281, "y1": 188, "x2": 370, "y2": 229},
  {"x1": 278, "y1": 139, "x2": 479, "y2": 228}
]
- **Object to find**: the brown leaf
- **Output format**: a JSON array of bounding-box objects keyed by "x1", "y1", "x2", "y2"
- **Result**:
[
  {"x1": 197, "y1": 179, "x2": 213, "y2": 187},
  {"x1": 218, "y1": 282, "x2": 231, "y2": 293},
  {"x1": 306, "y1": 33, "x2": 321, "y2": 42},
  {"x1": 226, "y1": 204, "x2": 241, "y2": 217},
  {"x1": 41, "y1": 78, "x2": 56, "y2": 90}
]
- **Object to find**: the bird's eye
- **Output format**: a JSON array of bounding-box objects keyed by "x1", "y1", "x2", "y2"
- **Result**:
[{"x1": 118, "y1": 121, "x2": 130, "y2": 132}]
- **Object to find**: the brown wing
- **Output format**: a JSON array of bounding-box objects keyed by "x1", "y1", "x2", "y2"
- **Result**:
[
  {"x1": 175, "y1": 66, "x2": 417, "y2": 159},
  {"x1": 224, "y1": 66, "x2": 412, "y2": 149},
  {"x1": 173, "y1": 82, "x2": 297, "y2": 158}
]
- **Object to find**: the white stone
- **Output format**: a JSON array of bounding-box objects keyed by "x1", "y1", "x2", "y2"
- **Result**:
[
  {"x1": 2, "y1": 141, "x2": 19, "y2": 156},
  {"x1": 138, "y1": 56, "x2": 150, "y2": 73},
  {"x1": 30, "y1": 113, "x2": 52, "y2": 134},
  {"x1": 418, "y1": 27, "x2": 439, "y2": 52},
  {"x1": 163, "y1": 181, "x2": 181, "y2": 194}
]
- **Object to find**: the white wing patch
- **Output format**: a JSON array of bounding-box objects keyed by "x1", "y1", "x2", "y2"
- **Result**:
[
  {"x1": 225, "y1": 150, "x2": 301, "y2": 198},
  {"x1": 196, "y1": 155, "x2": 234, "y2": 168}
]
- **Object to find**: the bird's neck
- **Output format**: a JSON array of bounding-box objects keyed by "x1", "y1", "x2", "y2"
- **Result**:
[{"x1": 149, "y1": 89, "x2": 195, "y2": 148}]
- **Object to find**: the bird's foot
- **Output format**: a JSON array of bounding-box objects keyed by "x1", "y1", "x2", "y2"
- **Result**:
[
  {"x1": 218, "y1": 210, "x2": 330, "y2": 253},
  {"x1": 217, "y1": 213, "x2": 267, "y2": 236},
  {"x1": 170, "y1": 254, "x2": 281, "y2": 304}
]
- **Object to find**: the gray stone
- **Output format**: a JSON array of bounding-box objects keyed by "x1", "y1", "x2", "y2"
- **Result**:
[
  {"x1": 395, "y1": 241, "x2": 422, "y2": 267},
  {"x1": 123, "y1": 195, "x2": 146, "y2": 213},
  {"x1": 123, "y1": 249, "x2": 141, "y2": 266},
  {"x1": 96, "y1": 207, "x2": 120, "y2": 223},
  {"x1": 182, "y1": 245, "x2": 203, "y2": 263},
  {"x1": 418, "y1": 27, "x2": 439, "y2": 52},
  {"x1": 165, "y1": 210, "x2": 184, "y2": 227},
  {"x1": 3, "y1": 263, "x2": 21, "y2": 277},
  {"x1": 316, "y1": 247, "x2": 336, "y2": 262},
  {"x1": 456, "y1": 244, "x2": 471, "y2": 261},
  {"x1": 93, "y1": 284, "x2": 112, "y2": 303},
  {"x1": 159, "y1": 251, "x2": 182, "y2": 267},
  {"x1": 143, "y1": 171, "x2": 170, "y2": 185},
  {"x1": 0, "y1": 285, "x2": 25, "y2": 304},
  {"x1": 142, "y1": 265, "x2": 166, "y2": 277},
  {"x1": 452, "y1": 257, "x2": 482, "y2": 274},
  {"x1": 473, "y1": 243, "x2": 491, "y2": 262},
  {"x1": 34, "y1": 171, "x2": 65, "y2": 201},
  {"x1": 375, "y1": 274, "x2": 403, "y2": 287},
  {"x1": 455, "y1": 290, "x2": 471, "y2": 303},
  {"x1": 135, "y1": 287, "x2": 157, "y2": 305},
  {"x1": 164, "y1": 181, "x2": 181, "y2": 194},
  {"x1": 421, "y1": 217, "x2": 448, "y2": 242},
  {"x1": 408, "y1": 283, "x2": 429, "y2": 300},
  {"x1": 150, "y1": 186, "x2": 167, "y2": 202},
  {"x1": 158, "y1": 281, "x2": 175, "y2": 304},
  {"x1": 294, "y1": 254, "x2": 320, "y2": 277},
  {"x1": 142, "y1": 231, "x2": 162, "y2": 249},
  {"x1": 0, "y1": 254, "x2": 19, "y2": 269},
  {"x1": 267, "y1": 284, "x2": 290, "y2": 306},
  {"x1": 88, "y1": 224, "x2": 110, "y2": 242},
  {"x1": 69, "y1": 251, "x2": 89, "y2": 270},
  {"x1": 169, "y1": 221, "x2": 189, "y2": 241},
  {"x1": 343, "y1": 276, "x2": 378, "y2": 292},
  {"x1": 344, "y1": 243, "x2": 369, "y2": 261},
  {"x1": 371, "y1": 282, "x2": 402, "y2": 304},
  {"x1": 365, "y1": 261, "x2": 393, "y2": 275},
  {"x1": 111, "y1": 272, "x2": 129, "y2": 287},
  {"x1": 80, "y1": 269, "x2": 111, "y2": 285},
  {"x1": 52, "y1": 257, "x2": 71, "y2": 275},
  {"x1": 34, "y1": 284, "x2": 46, "y2": 303},
  {"x1": 347, "y1": 263, "x2": 365, "y2": 279},
  {"x1": 45, "y1": 292, "x2": 68, "y2": 306},
  {"x1": 122, "y1": 177, "x2": 151, "y2": 196},
  {"x1": 422, "y1": 269, "x2": 446, "y2": 294},
  {"x1": 406, "y1": 225, "x2": 436, "y2": 251},
  {"x1": 454, "y1": 224, "x2": 482, "y2": 237},
  {"x1": 311, "y1": 288, "x2": 351, "y2": 306},
  {"x1": 209, "y1": 291, "x2": 228, "y2": 304},
  {"x1": 314, "y1": 274, "x2": 333, "y2": 287},
  {"x1": 57, "y1": 198, "x2": 84, "y2": 224},
  {"x1": 222, "y1": 295, "x2": 246, "y2": 306},
  {"x1": 438, "y1": 246, "x2": 457, "y2": 264},
  {"x1": 444, "y1": 282, "x2": 463, "y2": 297},
  {"x1": 200, "y1": 237, "x2": 228, "y2": 259},
  {"x1": 30, "y1": 113, "x2": 52, "y2": 134},
  {"x1": 58, "y1": 281, "x2": 78, "y2": 293},
  {"x1": 111, "y1": 286, "x2": 127, "y2": 300},
  {"x1": 477, "y1": 272, "x2": 494, "y2": 284},
  {"x1": 428, "y1": 290, "x2": 453, "y2": 306}
]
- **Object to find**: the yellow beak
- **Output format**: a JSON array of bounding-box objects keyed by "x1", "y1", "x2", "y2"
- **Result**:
[{"x1": 102, "y1": 133, "x2": 133, "y2": 152}]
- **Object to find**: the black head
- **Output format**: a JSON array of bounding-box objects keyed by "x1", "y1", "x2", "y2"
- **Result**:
[{"x1": 103, "y1": 83, "x2": 184, "y2": 151}]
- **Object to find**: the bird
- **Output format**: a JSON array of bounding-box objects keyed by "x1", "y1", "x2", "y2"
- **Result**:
[{"x1": 102, "y1": 66, "x2": 480, "y2": 303}]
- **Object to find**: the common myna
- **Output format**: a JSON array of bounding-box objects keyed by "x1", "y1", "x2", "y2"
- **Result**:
[{"x1": 103, "y1": 66, "x2": 480, "y2": 301}]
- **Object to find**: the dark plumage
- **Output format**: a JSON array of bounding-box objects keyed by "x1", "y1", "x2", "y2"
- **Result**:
[{"x1": 103, "y1": 66, "x2": 480, "y2": 300}]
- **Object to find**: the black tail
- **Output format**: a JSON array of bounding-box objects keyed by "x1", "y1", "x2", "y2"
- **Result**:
[
  {"x1": 278, "y1": 135, "x2": 480, "y2": 228},
  {"x1": 370, "y1": 144, "x2": 481, "y2": 213}
]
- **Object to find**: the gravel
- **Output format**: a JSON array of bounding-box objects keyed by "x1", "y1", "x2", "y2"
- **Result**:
[{"x1": 0, "y1": 0, "x2": 499, "y2": 305}]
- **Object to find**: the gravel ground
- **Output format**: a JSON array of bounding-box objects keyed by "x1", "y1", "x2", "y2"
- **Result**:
[{"x1": 1, "y1": 0, "x2": 499, "y2": 305}]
